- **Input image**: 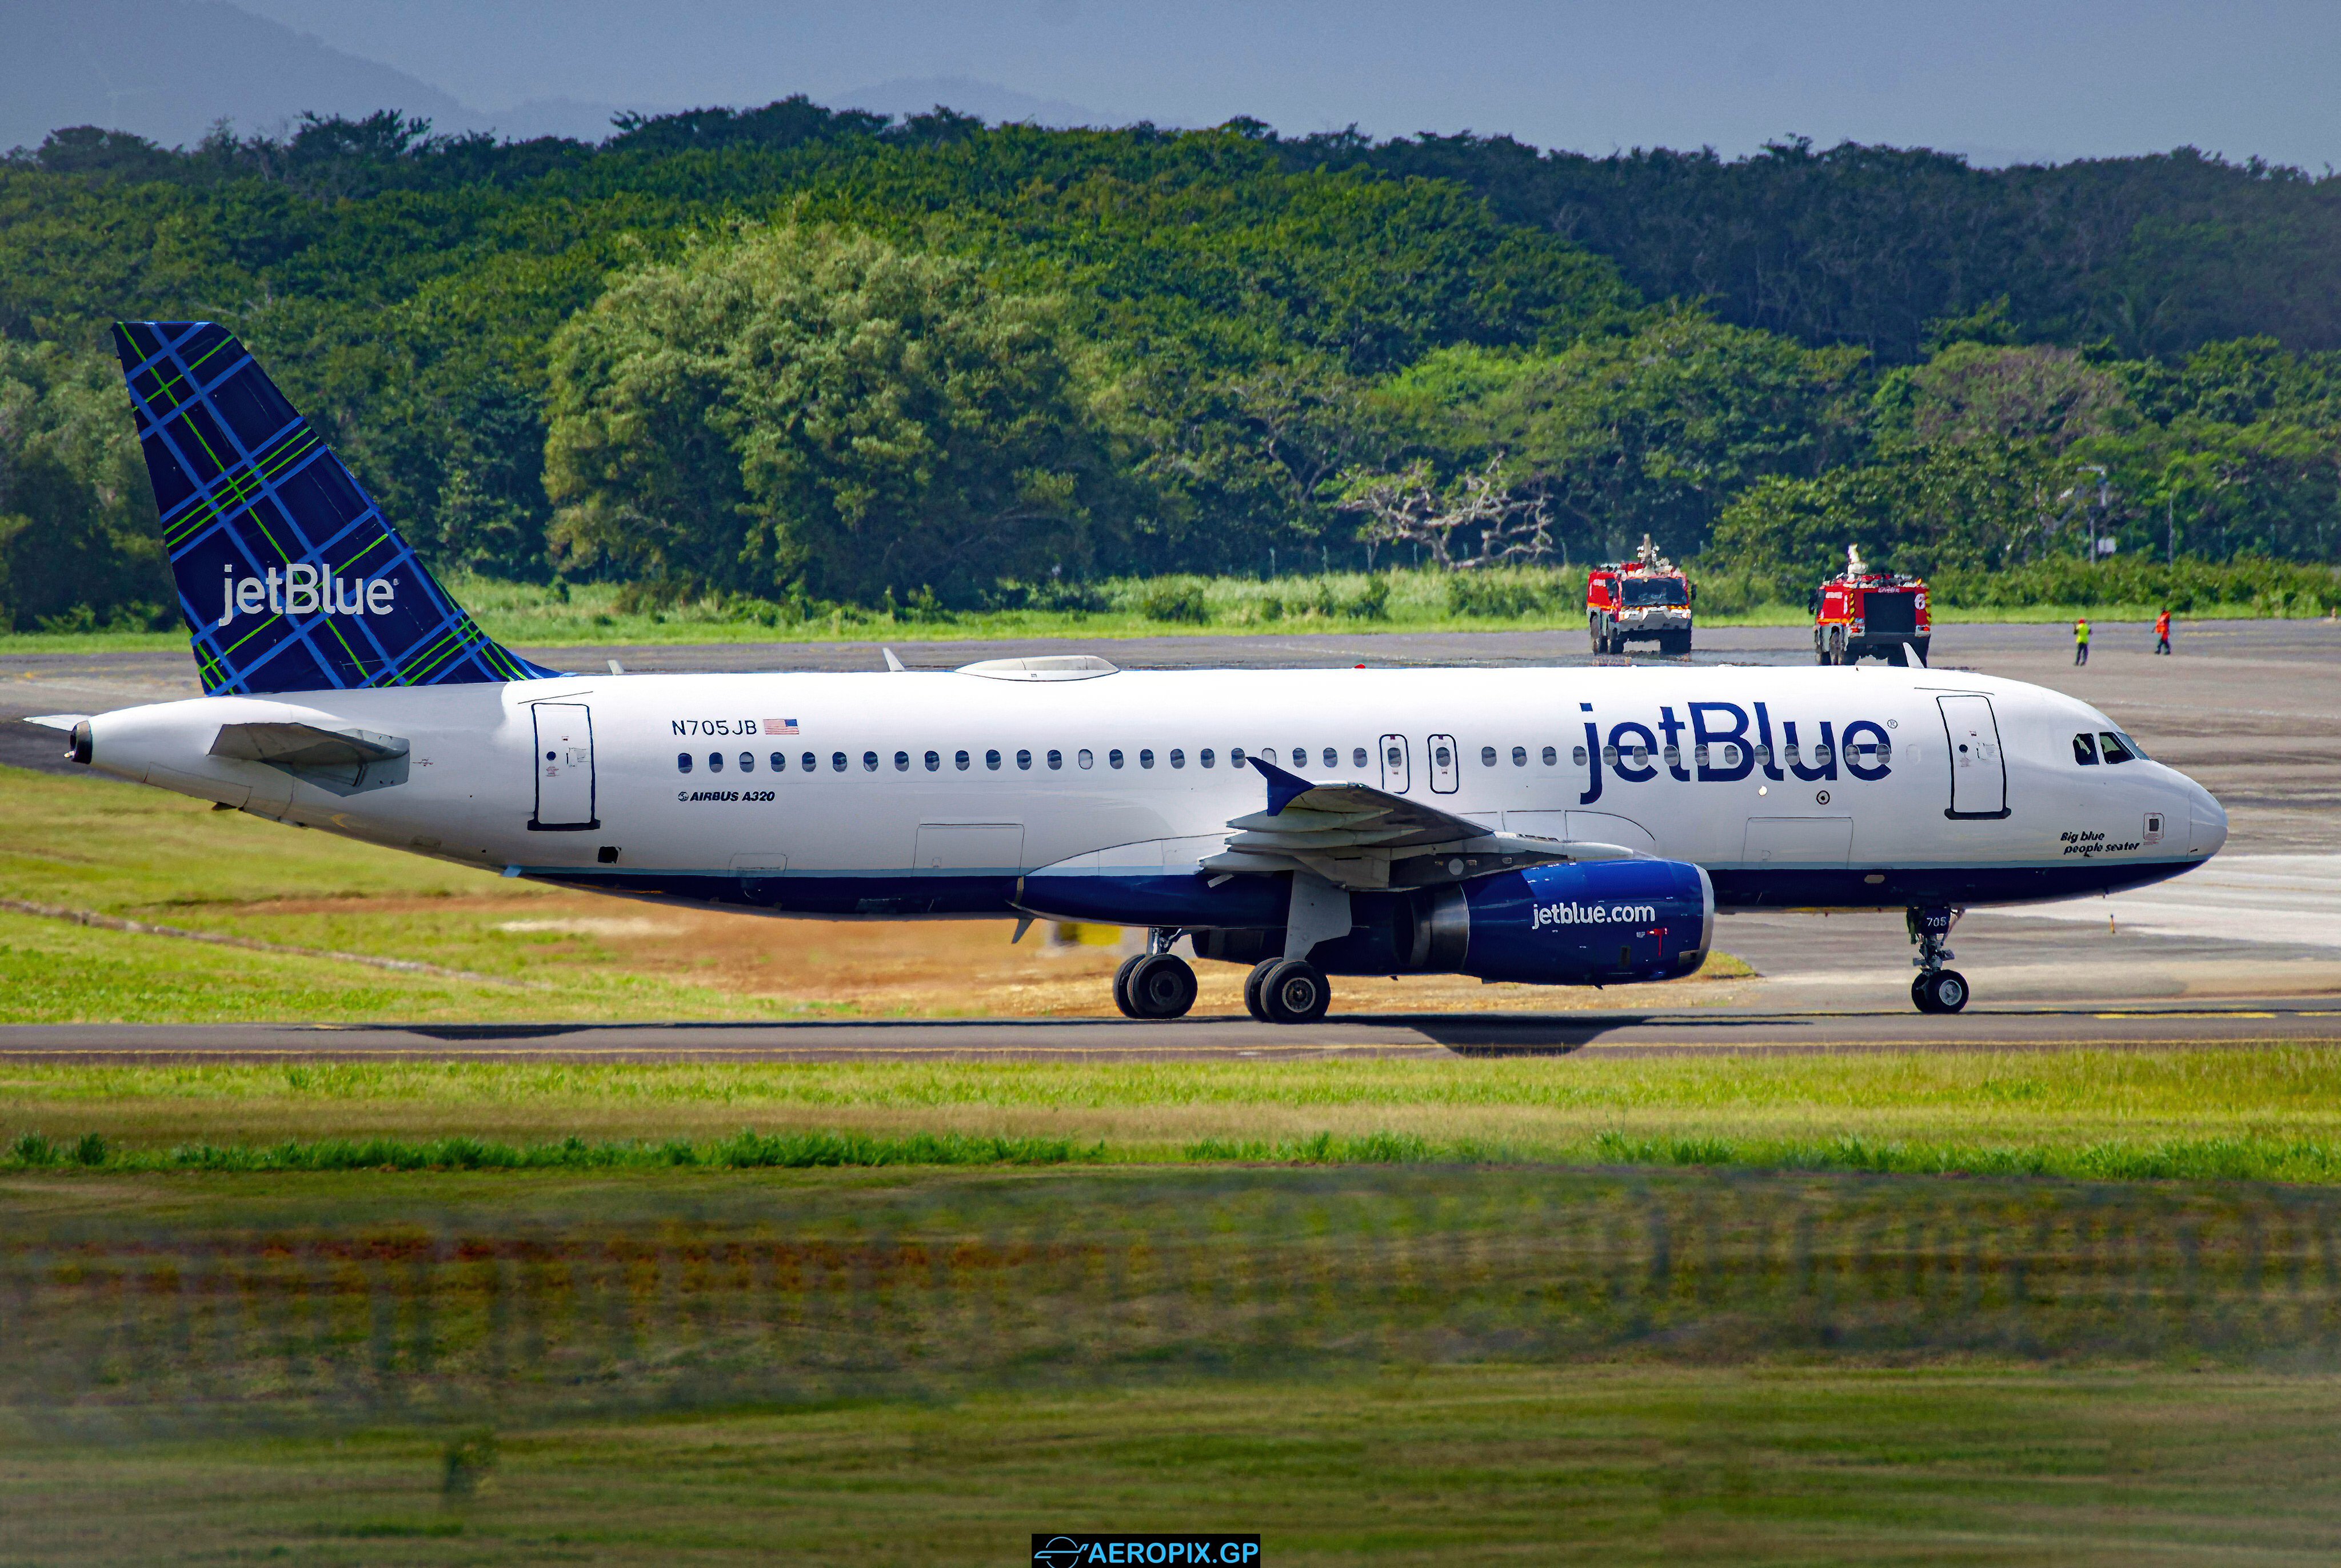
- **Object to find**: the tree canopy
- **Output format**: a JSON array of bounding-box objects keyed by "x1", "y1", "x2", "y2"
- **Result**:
[{"x1": 2, "y1": 101, "x2": 2340, "y2": 625}]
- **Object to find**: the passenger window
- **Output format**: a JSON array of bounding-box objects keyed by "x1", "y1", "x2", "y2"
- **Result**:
[
  {"x1": 1573, "y1": 746, "x2": 1589, "y2": 766},
  {"x1": 677, "y1": 752, "x2": 693, "y2": 774},
  {"x1": 1140, "y1": 749, "x2": 1154, "y2": 769},
  {"x1": 1601, "y1": 744, "x2": 1619, "y2": 766},
  {"x1": 862, "y1": 751, "x2": 878, "y2": 772},
  {"x1": 1323, "y1": 747, "x2": 1337, "y2": 768},
  {"x1": 986, "y1": 749, "x2": 1001, "y2": 770},
  {"x1": 1541, "y1": 746, "x2": 1556, "y2": 766},
  {"x1": 1017, "y1": 749, "x2": 1032, "y2": 770},
  {"x1": 1108, "y1": 749, "x2": 1124, "y2": 769},
  {"x1": 771, "y1": 752, "x2": 786, "y2": 772},
  {"x1": 1231, "y1": 747, "x2": 1247, "y2": 766},
  {"x1": 924, "y1": 750, "x2": 940, "y2": 772},
  {"x1": 954, "y1": 750, "x2": 970, "y2": 771},
  {"x1": 1077, "y1": 749, "x2": 1094, "y2": 770},
  {"x1": 2099, "y1": 732, "x2": 2134, "y2": 764},
  {"x1": 1511, "y1": 746, "x2": 1527, "y2": 767},
  {"x1": 739, "y1": 752, "x2": 754, "y2": 773},
  {"x1": 708, "y1": 753, "x2": 724, "y2": 773},
  {"x1": 832, "y1": 752, "x2": 847, "y2": 772},
  {"x1": 1352, "y1": 747, "x2": 1367, "y2": 767},
  {"x1": 893, "y1": 751, "x2": 909, "y2": 772},
  {"x1": 2074, "y1": 733, "x2": 2099, "y2": 765},
  {"x1": 1169, "y1": 748, "x2": 1185, "y2": 769},
  {"x1": 1664, "y1": 744, "x2": 1681, "y2": 770},
  {"x1": 1201, "y1": 748, "x2": 1216, "y2": 769},
  {"x1": 1435, "y1": 743, "x2": 1453, "y2": 769},
  {"x1": 1046, "y1": 749, "x2": 1063, "y2": 770},
  {"x1": 1480, "y1": 745, "x2": 1497, "y2": 767}
]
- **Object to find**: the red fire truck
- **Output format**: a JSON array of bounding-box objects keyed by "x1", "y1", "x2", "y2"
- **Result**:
[
  {"x1": 1587, "y1": 536, "x2": 1693, "y2": 655},
  {"x1": 1812, "y1": 546, "x2": 1931, "y2": 665}
]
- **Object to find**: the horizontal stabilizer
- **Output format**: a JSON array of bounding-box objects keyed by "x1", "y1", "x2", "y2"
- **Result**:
[{"x1": 210, "y1": 721, "x2": 410, "y2": 796}]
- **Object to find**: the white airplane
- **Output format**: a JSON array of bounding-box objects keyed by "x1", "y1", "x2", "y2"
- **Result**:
[{"x1": 35, "y1": 324, "x2": 2229, "y2": 1021}]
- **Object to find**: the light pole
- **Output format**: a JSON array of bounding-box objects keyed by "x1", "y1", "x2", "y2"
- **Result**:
[{"x1": 2079, "y1": 465, "x2": 2110, "y2": 562}]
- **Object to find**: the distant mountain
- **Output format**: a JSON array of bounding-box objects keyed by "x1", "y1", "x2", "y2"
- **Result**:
[
  {"x1": 827, "y1": 77, "x2": 1114, "y2": 130},
  {"x1": 3, "y1": 0, "x2": 482, "y2": 151}
]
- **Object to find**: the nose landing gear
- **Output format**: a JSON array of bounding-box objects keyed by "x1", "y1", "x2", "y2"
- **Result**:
[
  {"x1": 1112, "y1": 929, "x2": 1199, "y2": 1019},
  {"x1": 1907, "y1": 906, "x2": 1969, "y2": 1014}
]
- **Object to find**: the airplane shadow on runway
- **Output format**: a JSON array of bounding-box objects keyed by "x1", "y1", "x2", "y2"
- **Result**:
[{"x1": 385, "y1": 1011, "x2": 1817, "y2": 1057}]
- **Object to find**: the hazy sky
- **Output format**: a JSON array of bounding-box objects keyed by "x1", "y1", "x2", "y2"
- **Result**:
[{"x1": 221, "y1": 0, "x2": 2341, "y2": 166}]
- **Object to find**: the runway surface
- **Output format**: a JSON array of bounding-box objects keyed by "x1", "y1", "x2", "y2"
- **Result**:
[{"x1": 5, "y1": 1000, "x2": 2338, "y2": 1061}]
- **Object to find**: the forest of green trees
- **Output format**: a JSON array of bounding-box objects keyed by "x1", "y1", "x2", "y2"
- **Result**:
[{"x1": 5, "y1": 101, "x2": 2341, "y2": 629}]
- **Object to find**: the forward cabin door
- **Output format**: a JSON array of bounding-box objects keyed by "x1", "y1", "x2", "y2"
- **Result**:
[
  {"x1": 1937, "y1": 694, "x2": 2008, "y2": 818},
  {"x1": 530, "y1": 702, "x2": 598, "y2": 830}
]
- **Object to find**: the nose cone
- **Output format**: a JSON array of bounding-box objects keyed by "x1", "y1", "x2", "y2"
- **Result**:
[{"x1": 2187, "y1": 782, "x2": 2228, "y2": 858}]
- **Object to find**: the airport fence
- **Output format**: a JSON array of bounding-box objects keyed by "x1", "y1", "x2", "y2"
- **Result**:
[{"x1": 8, "y1": 1167, "x2": 2341, "y2": 1433}]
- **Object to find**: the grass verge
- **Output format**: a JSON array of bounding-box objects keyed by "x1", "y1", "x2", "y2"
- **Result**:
[
  {"x1": 14, "y1": 1046, "x2": 2341, "y2": 1182},
  {"x1": 13, "y1": 1367, "x2": 2341, "y2": 1566}
]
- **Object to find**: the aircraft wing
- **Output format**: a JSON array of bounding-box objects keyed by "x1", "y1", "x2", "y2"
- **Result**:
[
  {"x1": 23, "y1": 714, "x2": 91, "y2": 731},
  {"x1": 1203, "y1": 757, "x2": 1636, "y2": 891}
]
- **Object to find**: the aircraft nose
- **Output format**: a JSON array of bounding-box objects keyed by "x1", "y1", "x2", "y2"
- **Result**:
[{"x1": 2187, "y1": 782, "x2": 2228, "y2": 858}]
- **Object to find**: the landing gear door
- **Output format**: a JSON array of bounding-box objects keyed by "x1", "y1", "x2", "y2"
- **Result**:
[
  {"x1": 1427, "y1": 733, "x2": 1460, "y2": 794},
  {"x1": 530, "y1": 702, "x2": 598, "y2": 830},
  {"x1": 1936, "y1": 694, "x2": 2007, "y2": 818},
  {"x1": 1377, "y1": 734, "x2": 1411, "y2": 794}
]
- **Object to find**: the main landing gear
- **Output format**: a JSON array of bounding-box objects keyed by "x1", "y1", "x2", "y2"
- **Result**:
[
  {"x1": 1907, "y1": 906, "x2": 1970, "y2": 1014},
  {"x1": 1244, "y1": 957, "x2": 1331, "y2": 1025},
  {"x1": 1112, "y1": 929, "x2": 1199, "y2": 1019}
]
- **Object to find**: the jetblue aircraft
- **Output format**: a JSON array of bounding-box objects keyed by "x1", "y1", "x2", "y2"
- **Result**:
[{"x1": 35, "y1": 324, "x2": 2230, "y2": 1021}]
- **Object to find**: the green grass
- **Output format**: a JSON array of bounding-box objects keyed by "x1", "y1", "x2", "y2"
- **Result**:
[
  {"x1": 14, "y1": 1045, "x2": 2341, "y2": 1182},
  {"x1": 9, "y1": 1368, "x2": 2341, "y2": 1565}
]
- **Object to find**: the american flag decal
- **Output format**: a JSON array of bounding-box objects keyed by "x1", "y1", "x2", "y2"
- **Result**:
[{"x1": 768, "y1": 719, "x2": 799, "y2": 735}]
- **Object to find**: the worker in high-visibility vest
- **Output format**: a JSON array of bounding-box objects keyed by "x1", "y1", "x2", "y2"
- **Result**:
[
  {"x1": 2074, "y1": 618, "x2": 2091, "y2": 666},
  {"x1": 2154, "y1": 607, "x2": 2172, "y2": 655}
]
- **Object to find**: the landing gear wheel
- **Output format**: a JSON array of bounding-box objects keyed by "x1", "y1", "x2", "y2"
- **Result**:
[
  {"x1": 1112, "y1": 954, "x2": 1144, "y2": 1018},
  {"x1": 1912, "y1": 969, "x2": 1970, "y2": 1014},
  {"x1": 1244, "y1": 959, "x2": 1275, "y2": 1021},
  {"x1": 1123, "y1": 953, "x2": 1198, "y2": 1019},
  {"x1": 1259, "y1": 958, "x2": 1331, "y2": 1024}
]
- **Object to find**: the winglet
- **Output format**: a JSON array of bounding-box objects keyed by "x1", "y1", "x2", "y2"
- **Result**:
[
  {"x1": 883, "y1": 647, "x2": 908, "y2": 673},
  {"x1": 1247, "y1": 755, "x2": 1317, "y2": 816},
  {"x1": 1903, "y1": 640, "x2": 1927, "y2": 668}
]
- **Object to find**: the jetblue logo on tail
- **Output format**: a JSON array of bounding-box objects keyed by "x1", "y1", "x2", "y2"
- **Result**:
[
  {"x1": 219, "y1": 565, "x2": 396, "y2": 626},
  {"x1": 113, "y1": 321, "x2": 558, "y2": 696}
]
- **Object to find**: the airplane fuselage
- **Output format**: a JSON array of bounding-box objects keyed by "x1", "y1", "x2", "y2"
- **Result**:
[{"x1": 78, "y1": 661, "x2": 2227, "y2": 933}]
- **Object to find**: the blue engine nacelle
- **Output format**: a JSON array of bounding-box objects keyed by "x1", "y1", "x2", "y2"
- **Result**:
[
  {"x1": 1309, "y1": 858, "x2": 1713, "y2": 985},
  {"x1": 1453, "y1": 857, "x2": 1713, "y2": 984}
]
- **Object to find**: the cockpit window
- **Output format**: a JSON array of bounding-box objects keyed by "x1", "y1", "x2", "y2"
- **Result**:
[
  {"x1": 2072, "y1": 733, "x2": 2099, "y2": 766},
  {"x1": 2098, "y1": 732, "x2": 2135, "y2": 764},
  {"x1": 2114, "y1": 731, "x2": 2150, "y2": 761}
]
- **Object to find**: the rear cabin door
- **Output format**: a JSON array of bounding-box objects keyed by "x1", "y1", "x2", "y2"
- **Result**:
[
  {"x1": 1937, "y1": 694, "x2": 2008, "y2": 818},
  {"x1": 1379, "y1": 734, "x2": 1412, "y2": 793},
  {"x1": 1427, "y1": 733, "x2": 1460, "y2": 794},
  {"x1": 530, "y1": 702, "x2": 598, "y2": 830}
]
